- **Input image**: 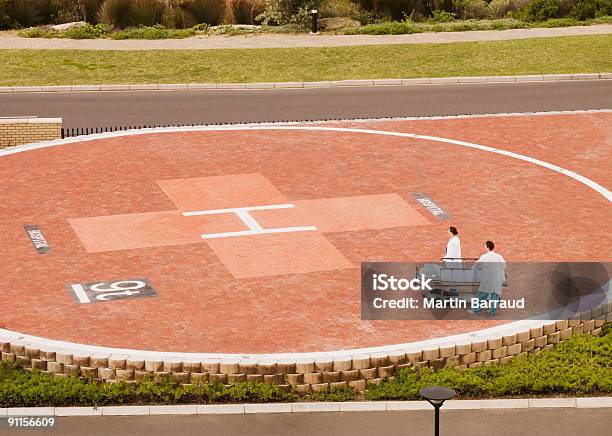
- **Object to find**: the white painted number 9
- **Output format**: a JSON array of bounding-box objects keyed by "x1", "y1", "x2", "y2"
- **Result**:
[{"x1": 90, "y1": 280, "x2": 146, "y2": 292}]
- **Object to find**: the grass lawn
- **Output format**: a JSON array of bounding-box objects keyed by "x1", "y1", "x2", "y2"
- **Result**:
[{"x1": 0, "y1": 35, "x2": 610, "y2": 86}]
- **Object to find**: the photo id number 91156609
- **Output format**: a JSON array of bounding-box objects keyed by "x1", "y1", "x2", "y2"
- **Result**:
[{"x1": 1, "y1": 417, "x2": 57, "y2": 429}]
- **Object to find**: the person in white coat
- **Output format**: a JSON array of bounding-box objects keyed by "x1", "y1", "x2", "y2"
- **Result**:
[
  {"x1": 443, "y1": 227, "x2": 462, "y2": 266},
  {"x1": 470, "y1": 240, "x2": 506, "y2": 316}
]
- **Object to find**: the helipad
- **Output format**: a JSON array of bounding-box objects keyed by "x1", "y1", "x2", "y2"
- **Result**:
[{"x1": 1, "y1": 111, "x2": 610, "y2": 356}]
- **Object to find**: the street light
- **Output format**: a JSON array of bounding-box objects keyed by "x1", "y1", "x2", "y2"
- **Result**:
[
  {"x1": 419, "y1": 386, "x2": 456, "y2": 436},
  {"x1": 310, "y1": 1, "x2": 318, "y2": 34}
]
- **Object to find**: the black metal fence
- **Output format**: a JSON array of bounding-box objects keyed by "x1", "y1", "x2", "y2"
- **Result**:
[
  {"x1": 60, "y1": 124, "x2": 196, "y2": 138},
  {"x1": 59, "y1": 116, "x2": 406, "y2": 138}
]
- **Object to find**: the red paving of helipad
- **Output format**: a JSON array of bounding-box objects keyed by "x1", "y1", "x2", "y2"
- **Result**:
[{"x1": 0, "y1": 112, "x2": 610, "y2": 353}]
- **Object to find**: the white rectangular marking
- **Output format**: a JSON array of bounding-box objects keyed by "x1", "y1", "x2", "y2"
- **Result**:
[
  {"x1": 202, "y1": 226, "x2": 317, "y2": 239},
  {"x1": 70, "y1": 284, "x2": 91, "y2": 304},
  {"x1": 182, "y1": 204, "x2": 295, "y2": 217},
  {"x1": 235, "y1": 209, "x2": 264, "y2": 231}
]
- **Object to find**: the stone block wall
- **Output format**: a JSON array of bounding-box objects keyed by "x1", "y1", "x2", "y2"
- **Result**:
[
  {"x1": 1, "y1": 305, "x2": 609, "y2": 393},
  {"x1": 0, "y1": 118, "x2": 62, "y2": 148}
]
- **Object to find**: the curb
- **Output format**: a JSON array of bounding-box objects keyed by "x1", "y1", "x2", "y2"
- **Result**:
[
  {"x1": 0, "y1": 73, "x2": 609, "y2": 94},
  {"x1": 1, "y1": 397, "x2": 611, "y2": 416}
]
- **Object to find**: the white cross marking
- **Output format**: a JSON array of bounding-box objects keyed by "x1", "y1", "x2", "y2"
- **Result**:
[{"x1": 182, "y1": 204, "x2": 317, "y2": 239}]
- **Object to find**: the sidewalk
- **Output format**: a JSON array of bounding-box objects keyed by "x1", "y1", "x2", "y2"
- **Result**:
[
  {"x1": 3, "y1": 404, "x2": 611, "y2": 436},
  {"x1": 0, "y1": 24, "x2": 610, "y2": 50}
]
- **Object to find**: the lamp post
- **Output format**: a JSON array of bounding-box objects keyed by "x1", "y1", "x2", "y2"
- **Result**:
[
  {"x1": 310, "y1": 2, "x2": 318, "y2": 34},
  {"x1": 419, "y1": 386, "x2": 456, "y2": 436}
]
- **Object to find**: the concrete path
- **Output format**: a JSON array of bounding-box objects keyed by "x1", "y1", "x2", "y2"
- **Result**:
[
  {"x1": 7, "y1": 408, "x2": 612, "y2": 435},
  {"x1": 0, "y1": 24, "x2": 609, "y2": 50}
]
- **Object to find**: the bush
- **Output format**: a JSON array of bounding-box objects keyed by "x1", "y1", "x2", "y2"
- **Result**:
[
  {"x1": 431, "y1": 9, "x2": 456, "y2": 21},
  {"x1": 522, "y1": 0, "x2": 561, "y2": 20},
  {"x1": 2, "y1": 0, "x2": 60, "y2": 28},
  {"x1": 99, "y1": 0, "x2": 134, "y2": 27},
  {"x1": 367, "y1": 328, "x2": 612, "y2": 400},
  {"x1": 256, "y1": 0, "x2": 314, "y2": 26},
  {"x1": 320, "y1": 0, "x2": 373, "y2": 23},
  {"x1": 486, "y1": 0, "x2": 511, "y2": 18},
  {"x1": 0, "y1": 329, "x2": 609, "y2": 407},
  {"x1": 345, "y1": 19, "x2": 419, "y2": 33},
  {"x1": 62, "y1": 22, "x2": 109, "y2": 38},
  {"x1": 112, "y1": 23, "x2": 195, "y2": 38},
  {"x1": 129, "y1": 0, "x2": 166, "y2": 26},
  {"x1": 350, "y1": 0, "x2": 424, "y2": 21},
  {"x1": 570, "y1": 0, "x2": 612, "y2": 19},
  {"x1": 453, "y1": 0, "x2": 488, "y2": 19},
  {"x1": 0, "y1": 366, "x2": 295, "y2": 407},
  {"x1": 305, "y1": 386, "x2": 357, "y2": 401},
  {"x1": 0, "y1": 0, "x2": 9, "y2": 30},
  {"x1": 180, "y1": 0, "x2": 226, "y2": 25},
  {"x1": 82, "y1": 0, "x2": 104, "y2": 23},
  {"x1": 228, "y1": 0, "x2": 266, "y2": 24}
]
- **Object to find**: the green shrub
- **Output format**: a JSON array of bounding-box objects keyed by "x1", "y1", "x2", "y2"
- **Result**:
[
  {"x1": 305, "y1": 385, "x2": 357, "y2": 402},
  {"x1": 63, "y1": 23, "x2": 109, "y2": 38},
  {"x1": 345, "y1": 19, "x2": 419, "y2": 33},
  {"x1": 570, "y1": 0, "x2": 612, "y2": 19},
  {"x1": 431, "y1": 9, "x2": 456, "y2": 21},
  {"x1": 256, "y1": 0, "x2": 313, "y2": 26},
  {"x1": 367, "y1": 329, "x2": 612, "y2": 400},
  {"x1": 0, "y1": 364, "x2": 294, "y2": 407},
  {"x1": 486, "y1": 0, "x2": 511, "y2": 18},
  {"x1": 536, "y1": 16, "x2": 579, "y2": 25},
  {"x1": 522, "y1": 0, "x2": 561, "y2": 21},
  {"x1": 453, "y1": 0, "x2": 488, "y2": 19},
  {"x1": 112, "y1": 24, "x2": 196, "y2": 39}
]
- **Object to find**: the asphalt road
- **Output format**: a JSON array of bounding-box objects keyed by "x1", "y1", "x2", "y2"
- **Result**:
[
  {"x1": 6, "y1": 408, "x2": 611, "y2": 436},
  {"x1": 1, "y1": 81, "x2": 611, "y2": 130}
]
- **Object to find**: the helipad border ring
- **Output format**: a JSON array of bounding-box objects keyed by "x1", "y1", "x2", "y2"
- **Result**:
[
  {"x1": 2, "y1": 124, "x2": 610, "y2": 202},
  {"x1": 1, "y1": 122, "x2": 610, "y2": 365}
]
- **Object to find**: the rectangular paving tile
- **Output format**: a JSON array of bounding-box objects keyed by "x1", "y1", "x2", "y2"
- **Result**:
[
  {"x1": 157, "y1": 173, "x2": 289, "y2": 211},
  {"x1": 69, "y1": 210, "x2": 204, "y2": 253},
  {"x1": 252, "y1": 193, "x2": 430, "y2": 233},
  {"x1": 206, "y1": 232, "x2": 353, "y2": 278}
]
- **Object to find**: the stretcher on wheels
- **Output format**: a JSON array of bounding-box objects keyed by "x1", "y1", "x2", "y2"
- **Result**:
[{"x1": 416, "y1": 257, "x2": 508, "y2": 300}]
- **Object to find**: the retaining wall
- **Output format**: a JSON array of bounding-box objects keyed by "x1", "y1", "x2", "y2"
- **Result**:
[
  {"x1": 0, "y1": 118, "x2": 62, "y2": 148},
  {"x1": 1, "y1": 310, "x2": 609, "y2": 393}
]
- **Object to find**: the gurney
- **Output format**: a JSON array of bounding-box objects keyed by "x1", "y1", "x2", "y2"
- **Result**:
[{"x1": 416, "y1": 258, "x2": 508, "y2": 300}]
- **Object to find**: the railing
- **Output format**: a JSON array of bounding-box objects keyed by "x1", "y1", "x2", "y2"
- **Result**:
[{"x1": 60, "y1": 124, "x2": 196, "y2": 138}]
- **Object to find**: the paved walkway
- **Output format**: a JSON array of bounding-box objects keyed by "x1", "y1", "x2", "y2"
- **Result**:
[
  {"x1": 0, "y1": 24, "x2": 609, "y2": 50},
  {"x1": 10, "y1": 408, "x2": 612, "y2": 436}
]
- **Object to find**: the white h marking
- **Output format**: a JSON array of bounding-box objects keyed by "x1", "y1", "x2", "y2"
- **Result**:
[{"x1": 182, "y1": 204, "x2": 317, "y2": 239}]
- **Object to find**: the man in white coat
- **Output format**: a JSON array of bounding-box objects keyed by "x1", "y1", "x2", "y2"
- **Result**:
[
  {"x1": 443, "y1": 227, "x2": 462, "y2": 266},
  {"x1": 470, "y1": 240, "x2": 506, "y2": 316}
]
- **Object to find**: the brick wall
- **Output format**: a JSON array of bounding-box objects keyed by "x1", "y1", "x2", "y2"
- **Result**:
[{"x1": 0, "y1": 118, "x2": 62, "y2": 148}]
